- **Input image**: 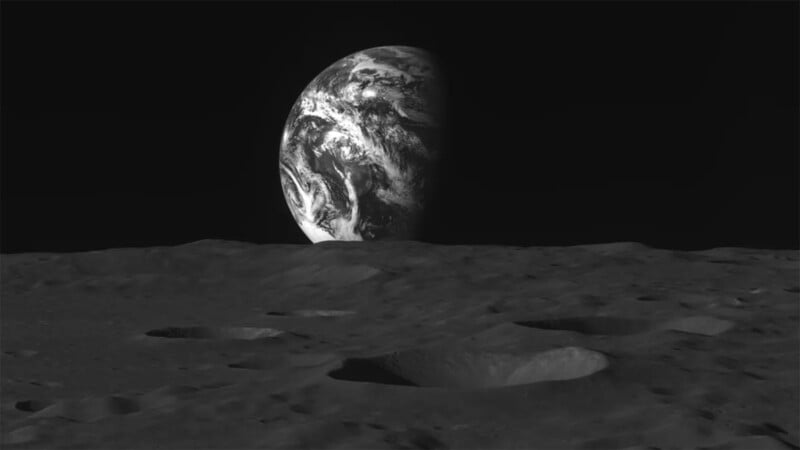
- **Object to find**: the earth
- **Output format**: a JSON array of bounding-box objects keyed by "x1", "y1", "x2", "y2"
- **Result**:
[{"x1": 279, "y1": 46, "x2": 444, "y2": 243}]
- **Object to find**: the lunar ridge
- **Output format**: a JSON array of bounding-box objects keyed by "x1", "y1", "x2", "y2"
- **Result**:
[{"x1": 1, "y1": 240, "x2": 798, "y2": 449}]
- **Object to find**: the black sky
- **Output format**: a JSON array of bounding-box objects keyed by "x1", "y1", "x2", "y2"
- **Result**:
[{"x1": 2, "y1": 1, "x2": 798, "y2": 253}]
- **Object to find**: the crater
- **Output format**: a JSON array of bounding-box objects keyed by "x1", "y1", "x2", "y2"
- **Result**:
[
  {"x1": 265, "y1": 309, "x2": 356, "y2": 318},
  {"x1": 29, "y1": 395, "x2": 141, "y2": 422},
  {"x1": 514, "y1": 317, "x2": 652, "y2": 336},
  {"x1": 145, "y1": 326, "x2": 284, "y2": 340},
  {"x1": 15, "y1": 400, "x2": 51, "y2": 412},
  {"x1": 328, "y1": 346, "x2": 608, "y2": 388},
  {"x1": 707, "y1": 259, "x2": 748, "y2": 265},
  {"x1": 228, "y1": 358, "x2": 274, "y2": 370},
  {"x1": 4, "y1": 350, "x2": 39, "y2": 358},
  {"x1": 328, "y1": 358, "x2": 417, "y2": 386},
  {"x1": 661, "y1": 316, "x2": 735, "y2": 336}
]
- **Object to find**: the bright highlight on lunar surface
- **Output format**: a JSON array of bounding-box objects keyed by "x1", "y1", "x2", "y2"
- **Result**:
[{"x1": 279, "y1": 46, "x2": 443, "y2": 243}]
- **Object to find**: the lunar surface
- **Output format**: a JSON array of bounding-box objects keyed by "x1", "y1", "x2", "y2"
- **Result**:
[
  {"x1": 1, "y1": 240, "x2": 798, "y2": 449},
  {"x1": 279, "y1": 46, "x2": 443, "y2": 243}
]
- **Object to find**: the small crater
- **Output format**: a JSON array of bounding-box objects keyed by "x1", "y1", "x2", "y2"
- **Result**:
[
  {"x1": 706, "y1": 435, "x2": 798, "y2": 450},
  {"x1": 4, "y1": 350, "x2": 39, "y2": 358},
  {"x1": 662, "y1": 316, "x2": 735, "y2": 336},
  {"x1": 732, "y1": 423, "x2": 798, "y2": 449},
  {"x1": 288, "y1": 353, "x2": 338, "y2": 367},
  {"x1": 340, "y1": 420, "x2": 361, "y2": 432},
  {"x1": 266, "y1": 309, "x2": 356, "y2": 318},
  {"x1": 742, "y1": 370, "x2": 766, "y2": 380},
  {"x1": 784, "y1": 286, "x2": 800, "y2": 294},
  {"x1": 730, "y1": 296, "x2": 752, "y2": 306},
  {"x1": 383, "y1": 428, "x2": 448, "y2": 450},
  {"x1": 200, "y1": 381, "x2": 232, "y2": 390},
  {"x1": 578, "y1": 295, "x2": 607, "y2": 308},
  {"x1": 707, "y1": 259, "x2": 748, "y2": 265},
  {"x1": 270, "y1": 393, "x2": 289, "y2": 403},
  {"x1": 514, "y1": 317, "x2": 652, "y2": 336},
  {"x1": 635, "y1": 295, "x2": 660, "y2": 302},
  {"x1": 29, "y1": 381, "x2": 63, "y2": 388},
  {"x1": 145, "y1": 326, "x2": 284, "y2": 340},
  {"x1": 700, "y1": 390, "x2": 729, "y2": 407},
  {"x1": 578, "y1": 434, "x2": 642, "y2": 450},
  {"x1": 259, "y1": 416, "x2": 288, "y2": 425},
  {"x1": 142, "y1": 385, "x2": 201, "y2": 403},
  {"x1": 649, "y1": 386, "x2": 674, "y2": 396},
  {"x1": 485, "y1": 305, "x2": 503, "y2": 314},
  {"x1": 762, "y1": 423, "x2": 788, "y2": 435},
  {"x1": 15, "y1": 400, "x2": 51, "y2": 412},
  {"x1": 6, "y1": 425, "x2": 39, "y2": 445},
  {"x1": 328, "y1": 346, "x2": 608, "y2": 388},
  {"x1": 105, "y1": 396, "x2": 140, "y2": 415},
  {"x1": 713, "y1": 356, "x2": 741, "y2": 370},
  {"x1": 408, "y1": 429, "x2": 448, "y2": 450},
  {"x1": 696, "y1": 409, "x2": 716, "y2": 420},
  {"x1": 29, "y1": 396, "x2": 141, "y2": 422},
  {"x1": 289, "y1": 404, "x2": 313, "y2": 415},
  {"x1": 228, "y1": 359, "x2": 272, "y2": 370}
]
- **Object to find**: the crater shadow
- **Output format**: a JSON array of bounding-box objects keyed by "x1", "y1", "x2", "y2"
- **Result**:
[
  {"x1": 265, "y1": 309, "x2": 356, "y2": 318},
  {"x1": 514, "y1": 317, "x2": 652, "y2": 336},
  {"x1": 328, "y1": 358, "x2": 417, "y2": 386},
  {"x1": 145, "y1": 326, "x2": 284, "y2": 340},
  {"x1": 15, "y1": 400, "x2": 51, "y2": 413}
]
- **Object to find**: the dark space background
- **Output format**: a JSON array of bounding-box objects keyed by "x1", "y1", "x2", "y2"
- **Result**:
[{"x1": 2, "y1": 1, "x2": 797, "y2": 253}]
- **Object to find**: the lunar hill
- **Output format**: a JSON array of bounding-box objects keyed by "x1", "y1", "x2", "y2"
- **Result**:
[{"x1": 1, "y1": 240, "x2": 798, "y2": 449}]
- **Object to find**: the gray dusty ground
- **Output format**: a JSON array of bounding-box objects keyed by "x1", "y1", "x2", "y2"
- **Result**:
[{"x1": 1, "y1": 240, "x2": 798, "y2": 449}]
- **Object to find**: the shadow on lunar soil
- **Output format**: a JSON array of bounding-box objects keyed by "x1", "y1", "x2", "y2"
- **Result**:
[
  {"x1": 144, "y1": 326, "x2": 284, "y2": 340},
  {"x1": 14, "y1": 400, "x2": 50, "y2": 413},
  {"x1": 514, "y1": 317, "x2": 653, "y2": 336},
  {"x1": 328, "y1": 358, "x2": 418, "y2": 386}
]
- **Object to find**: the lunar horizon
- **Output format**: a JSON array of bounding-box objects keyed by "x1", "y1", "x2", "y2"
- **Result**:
[{"x1": 2, "y1": 239, "x2": 798, "y2": 448}]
